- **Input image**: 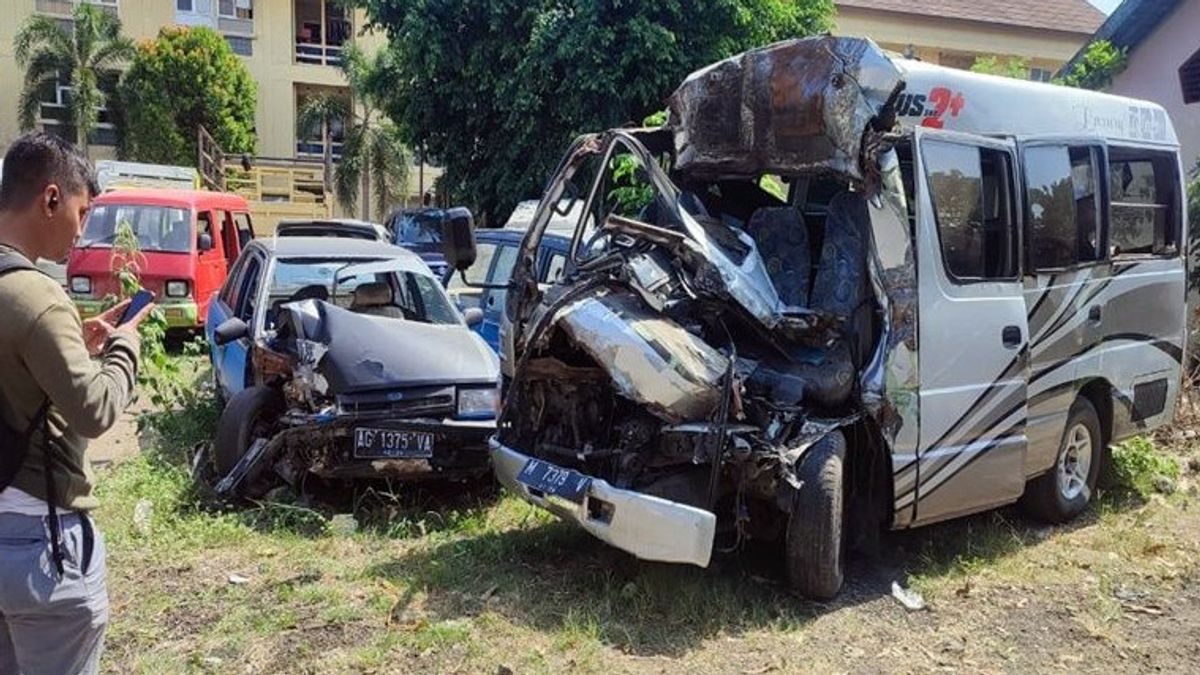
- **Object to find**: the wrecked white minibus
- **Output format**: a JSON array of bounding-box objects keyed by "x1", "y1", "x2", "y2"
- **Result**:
[{"x1": 474, "y1": 36, "x2": 1187, "y2": 599}]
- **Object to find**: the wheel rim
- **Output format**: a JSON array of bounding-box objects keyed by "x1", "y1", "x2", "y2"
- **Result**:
[{"x1": 1057, "y1": 422, "x2": 1093, "y2": 501}]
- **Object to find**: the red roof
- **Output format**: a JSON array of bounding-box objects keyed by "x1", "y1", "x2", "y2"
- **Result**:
[
  {"x1": 836, "y1": 0, "x2": 1105, "y2": 35},
  {"x1": 93, "y1": 188, "x2": 249, "y2": 209}
]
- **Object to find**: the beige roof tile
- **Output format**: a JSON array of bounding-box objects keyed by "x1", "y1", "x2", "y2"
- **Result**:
[{"x1": 837, "y1": 0, "x2": 1106, "y2": 35}]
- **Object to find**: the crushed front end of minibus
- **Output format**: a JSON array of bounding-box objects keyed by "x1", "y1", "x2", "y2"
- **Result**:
[{"x1": 490, "y1": 36, "x2": 921, "y2": 598}]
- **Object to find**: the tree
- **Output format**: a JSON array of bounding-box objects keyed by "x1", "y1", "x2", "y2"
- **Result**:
[
  {"x1": 1060, "y1": 40, "x2": 1127, "y2": 91},
  {"x1": 118, "y1": 26, "x2": 256, "y2": 166},
  {"x1": 969, "y1": 55, "x2": 1029, "y2": 79},
  {"x1": 297, "y1": 44, "x2": 409, "y2": 221},
  {"x1": 14, "y1": 3, "x2": 134, "y2": 147},
  {"x1": 356, "y1": 0, "x2": 834, "y2": 225}
]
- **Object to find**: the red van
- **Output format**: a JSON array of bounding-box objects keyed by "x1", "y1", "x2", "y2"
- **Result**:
[{"x1": 68, "y1": 189, "x2": 254, "y2": 329}]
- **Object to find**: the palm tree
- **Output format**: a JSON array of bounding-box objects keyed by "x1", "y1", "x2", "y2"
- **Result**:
[
  {"x1": 298, "y1": 43, "x2": 409, "y2": 221},
  {"x1": 15, "y1": 3, "x2": 135, "y2": 148}
]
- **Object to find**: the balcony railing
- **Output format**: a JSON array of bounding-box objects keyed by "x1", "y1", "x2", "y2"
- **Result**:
[
  {"x1": 295, "y1": 139, "x2": 344, "y2": 159},
  {"x1": 295, "y1": 42, "x2": 344, "y2": 66}
]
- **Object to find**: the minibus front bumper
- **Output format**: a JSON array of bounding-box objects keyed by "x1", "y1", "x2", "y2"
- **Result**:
[{"x1": 489, "y1": 438, "x2": 717, "y2": 567}]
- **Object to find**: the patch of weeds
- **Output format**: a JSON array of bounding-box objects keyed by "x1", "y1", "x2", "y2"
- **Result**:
[
  {"x1": 1110, "y1": 436, "x2": 1180, "y2": 499},
  {"x1": 411, "y1": 619, "x2": 472, "y2": 652}
]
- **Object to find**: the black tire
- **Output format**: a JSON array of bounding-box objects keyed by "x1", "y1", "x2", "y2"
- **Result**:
[
  {"x1": 1022, "y1": 397, "x2": 1102, "y2": 523},
  {"x1": 214, "y1": 386, "x2": 284, "y2": 477},
  {"x1": 784, "y1": 430, "x2": 846, "y2": 600}
]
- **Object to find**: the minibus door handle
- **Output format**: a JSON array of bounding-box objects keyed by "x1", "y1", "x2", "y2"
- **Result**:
[
  {"x1": 1088, "y1": 305, "x2": 1102, "y2": 324},
  {"x1": 1001, "y1": 325, "x2": 1022, "y2": 349}
]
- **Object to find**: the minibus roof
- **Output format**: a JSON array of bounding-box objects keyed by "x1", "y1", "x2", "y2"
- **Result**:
[
  {"x1": 894, "y1": 58, "x2": 1178, "y2": 147},
  {"x1": 668, "y1": 36, "x2": 1179, "y2": 183}
]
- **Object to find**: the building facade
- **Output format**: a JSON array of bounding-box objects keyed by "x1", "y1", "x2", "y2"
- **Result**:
[
  {"x1": 834, "y1": 0, "x2": 1105, "y2": 82},
  {"x1": 0, "y1": 0, "x2": 438, "y2": 213}
]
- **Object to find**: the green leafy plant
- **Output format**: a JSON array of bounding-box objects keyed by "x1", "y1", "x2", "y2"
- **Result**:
[
  {"x1": 105, "y1": 220, "x2": 203, "y2": 408},
  {"x1": 969, "y1": 55, "x2": 1029, "y2": 79},
  {"x1": 118, "y1": 26, "x2": 257, "y2": 166},
  {"x1": 1110, "y1": 437, "x2": 1180, "y2": 499},
  {"x1": 608, "y1": 154, "x2": 654, "y2": 216},
  {"x1": 14, "y1": 3, "x2": 135, "y2": 146},
  {"x1": 1059, "y1": 40, "x2": 1128, "y2": 91},
  {"x1": 356, "y1": 0, "x2": 834, "y2": 225}
]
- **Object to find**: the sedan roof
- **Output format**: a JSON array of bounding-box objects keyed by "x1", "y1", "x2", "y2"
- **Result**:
[{"x1": 251, "y1": 236, "x2": 434, "y2": 275}]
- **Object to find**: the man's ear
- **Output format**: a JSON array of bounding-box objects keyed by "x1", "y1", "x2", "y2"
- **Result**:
[{"x1": 44, "y1": 184, "x2": 60, "y2": 215}]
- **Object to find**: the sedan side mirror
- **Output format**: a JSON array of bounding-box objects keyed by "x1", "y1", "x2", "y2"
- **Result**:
[
  {"x1": 213, "y1": 316, "x2": 249, "y2": 346},
  {"x1": 198, "y1": 233, "x2": 214, "y2": 252},
  {"x1": 440, "y1": 207, "x2": 477, "y2": 272}
]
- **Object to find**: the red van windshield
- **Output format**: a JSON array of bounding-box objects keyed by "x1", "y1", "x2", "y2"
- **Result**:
[{"x1": 79, "y1": 204, "x2": 193, "y2": 253}]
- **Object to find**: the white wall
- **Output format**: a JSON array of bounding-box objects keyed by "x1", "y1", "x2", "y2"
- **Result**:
[{"x1": 1108, "y1": 0, "x2": 1200, "y2": 171}]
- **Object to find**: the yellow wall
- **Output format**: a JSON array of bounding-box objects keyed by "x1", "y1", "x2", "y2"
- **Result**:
[
  {"x1": 834, "y1": 7, "x2": 1088, "y2": 74},
  {"x1": 0, "y1": 0, "x2": 381, "y2": 160}
]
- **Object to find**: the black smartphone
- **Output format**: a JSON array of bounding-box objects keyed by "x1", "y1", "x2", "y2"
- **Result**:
[{"x1": 119, "y1": 289, "x2": 155, "y2": 325}]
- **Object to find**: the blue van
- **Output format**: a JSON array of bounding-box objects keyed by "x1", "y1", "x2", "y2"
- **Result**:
[{"x1": 451, "y1": 227, "x2": 571, "y2": 354}]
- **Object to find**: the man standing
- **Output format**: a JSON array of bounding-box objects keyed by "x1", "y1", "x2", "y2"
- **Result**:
[{"x1": 0, "y1": 133, "x2": 152, "y2": 674}]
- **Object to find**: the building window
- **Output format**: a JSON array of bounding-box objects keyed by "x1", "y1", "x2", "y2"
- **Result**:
[
  {"x1": 37, "y1": 73, "x2": 118, "y2": 147},
  {"x1": 295, "y1": 0, "x2": 350, "y2": 66},
  {"x1": 1029, "y1": 68, "x2": 1053, "y2": 83},
  {"x1": 295, "y1": 87, "x2": 348, "y2": 158},
  {"x1": 218, "y1": 0, "x2": 252, "y2": 20},
  {"x1": 36, "y1": 0, "x2": 118, "y2": 15},
  {"x1": 225, "y1": 35, "x2": 253, "y2": 56},
  {"x1": 1181, "y1": 47, "x2": 1200, "y2": 104}
]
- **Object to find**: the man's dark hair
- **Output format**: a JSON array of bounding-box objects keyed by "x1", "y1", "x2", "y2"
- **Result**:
[{"x1": 0, "y1": 132, "x2": 98, "y2": 211}]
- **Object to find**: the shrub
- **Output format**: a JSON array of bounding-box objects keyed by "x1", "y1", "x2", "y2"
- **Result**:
[
  {"x1": 119, "y1": 26, "x2": 256, "y2": 166},
  {"x1": 1110, "y1": 437, "x2": 1180, "y2": 498}
]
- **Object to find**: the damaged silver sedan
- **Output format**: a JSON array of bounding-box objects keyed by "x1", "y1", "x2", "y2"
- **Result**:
[
  {"x1": 206, "y1": 234, "x2": 500, "y2": 499},
  {"x1": 479, "y1": 35, "x2": 1187, "y2": 598}
]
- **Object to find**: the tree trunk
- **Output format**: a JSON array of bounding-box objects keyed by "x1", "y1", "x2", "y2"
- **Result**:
[
  {"x1": 362, "y1": 164, "x2": 371, "y2": 221},
  {"x1": 322, "y1": 120, "x2": 333, "y2": 196}
]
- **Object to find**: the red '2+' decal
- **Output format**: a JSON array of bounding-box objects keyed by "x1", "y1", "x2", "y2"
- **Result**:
[{"x1": 920, "y1": 87, "x2": 965, "y2": 128}]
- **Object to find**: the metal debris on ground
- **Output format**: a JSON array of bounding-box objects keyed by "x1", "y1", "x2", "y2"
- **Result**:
[
  {"x1": 227, "y1": 573, "x2": 251, "y2": 585},
  {"x1": 891, "y1": 581, "x2": 927, "y2": 611}
]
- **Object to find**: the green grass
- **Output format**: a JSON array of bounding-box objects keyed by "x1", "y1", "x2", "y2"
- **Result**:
[{"x1": 93, "y1": 365, "x2": 1200, "y2": 673}]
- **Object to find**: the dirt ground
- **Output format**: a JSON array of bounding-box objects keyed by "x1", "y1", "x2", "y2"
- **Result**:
[{"x1": 88, "y1": 396, "x2": 149, "y2": 468}]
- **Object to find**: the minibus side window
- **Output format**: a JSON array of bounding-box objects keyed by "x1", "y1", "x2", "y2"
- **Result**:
[
  {"x1": 1107, "y1": 147, "x2": 1180, "y2": 257},
  {"x1": 1023, "y1": 144, "x2": 1104, "y2": 270},
  {"x1": 922, "y1": 140, "x2": 1017, "y2": 281},
  {"x1": 1070, "y1": 147, "x2": 1104, "y2": 263}
]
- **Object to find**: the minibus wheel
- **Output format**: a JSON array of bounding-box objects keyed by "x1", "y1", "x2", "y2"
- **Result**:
[
  {"x1": 214, "y1": 386, "x2": 284, "y2": 477},
  {"x1": 1022, "y1": 398, "x2": 1102, "y2": 523},
  {"x1": 784, "y1": 429, "x2": 846, "y2": 600}
]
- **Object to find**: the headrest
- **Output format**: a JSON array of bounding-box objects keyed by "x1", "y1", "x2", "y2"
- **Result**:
[{"x1": 352, "y1": 282, "x2": 392, "y2": 307}]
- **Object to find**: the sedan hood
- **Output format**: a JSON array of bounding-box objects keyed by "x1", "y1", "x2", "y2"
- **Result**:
[{"x1": 279, "y1": 300, "x2": 499, "y2": 393}]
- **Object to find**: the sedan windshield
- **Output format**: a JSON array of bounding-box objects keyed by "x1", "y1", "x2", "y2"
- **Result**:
[
  {"x1": 79, "y1": 204, "x2": 192, "y2": 253},
  {"x1": 270, "y1": 258, "x2": 461, "y2": 325}
]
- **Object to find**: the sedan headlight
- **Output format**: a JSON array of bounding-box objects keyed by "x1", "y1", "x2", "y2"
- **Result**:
[
  {"x1": 457, "y1": 387, "x2": 499, "y2": 419},
  {"x1": 70, "y1": 276, "x2": 91, "y2": 294},
  {"x1": 165, "y1": 280, "x2": 190, "y2": 298}
]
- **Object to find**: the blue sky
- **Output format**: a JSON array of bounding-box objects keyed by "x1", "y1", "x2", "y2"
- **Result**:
[{"x1": 1089, "y1": 0, "x2": 1121, "y2": 14}]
